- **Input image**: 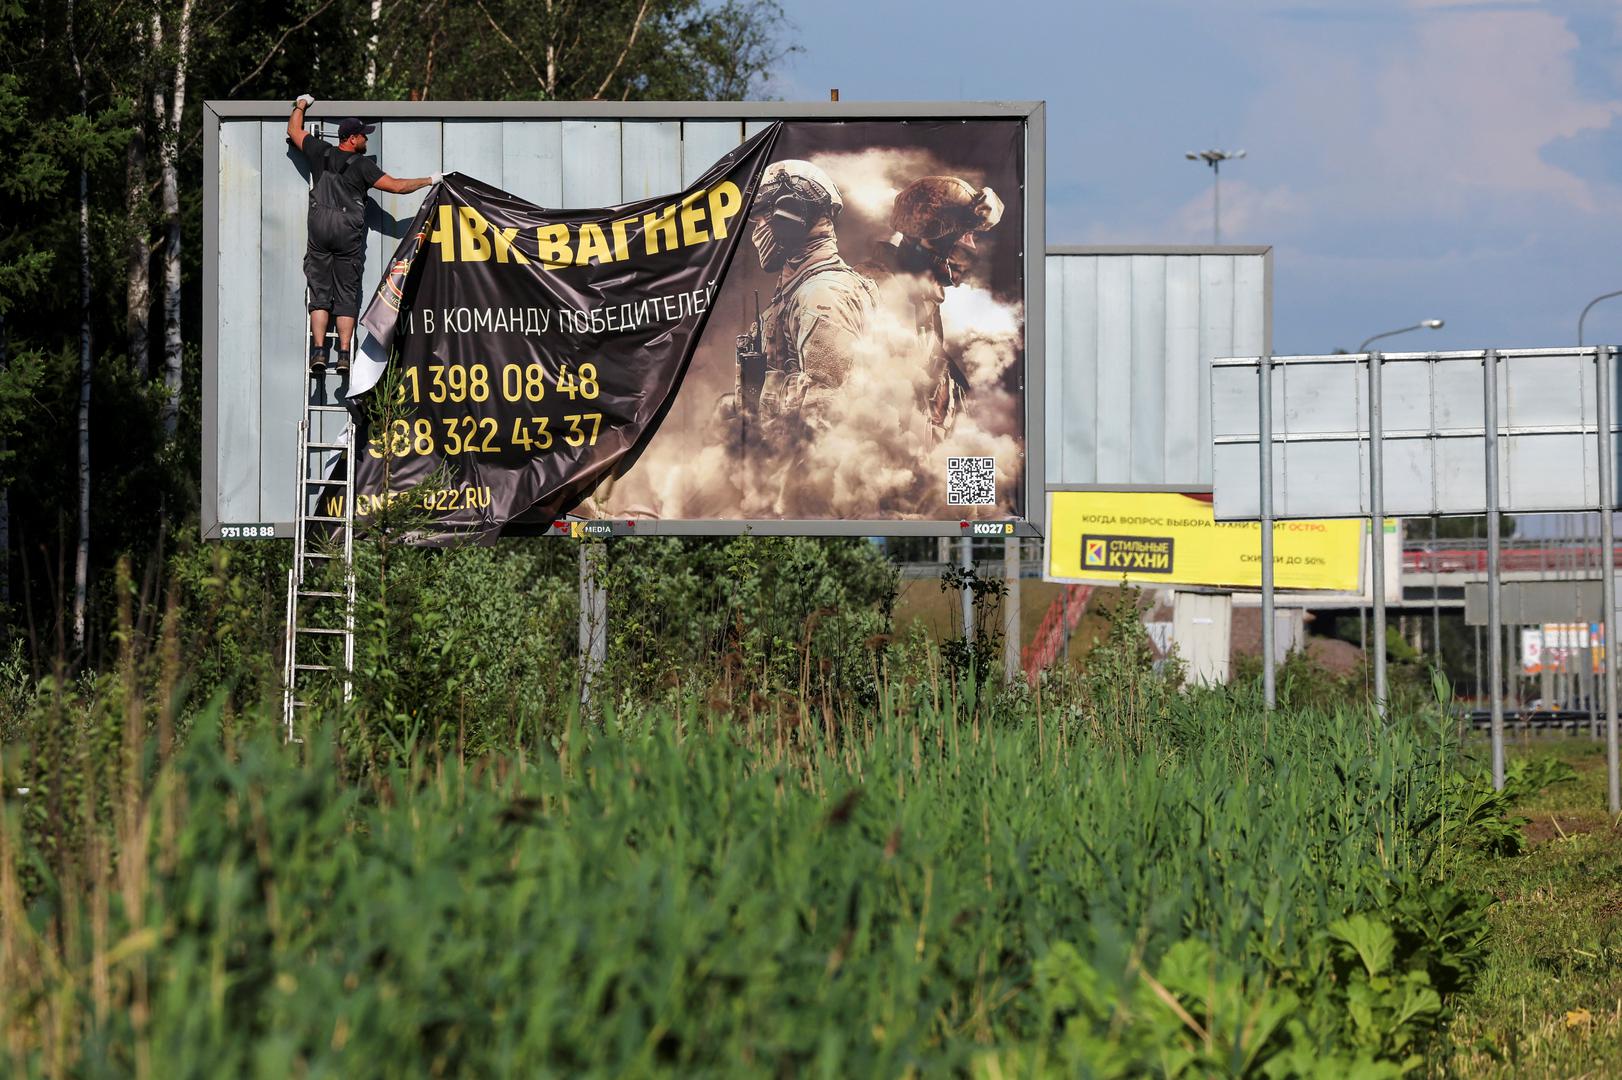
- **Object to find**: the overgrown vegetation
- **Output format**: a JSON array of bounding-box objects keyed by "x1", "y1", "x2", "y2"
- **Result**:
[
  {"x1": 1446, "y1": 740, "x2": 1622, "y2": 1078},
  {"x1": 0, "y1": 546, "x2": 1584, "y2": 1075}
]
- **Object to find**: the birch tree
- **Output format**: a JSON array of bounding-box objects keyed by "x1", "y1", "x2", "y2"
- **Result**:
[
  {"x1": 157, "y1": 0, "x2": 193, "y2": 437},
  {"x1": 69, "y1": 0, "x2": 92, "y2": 650},
  {"x1": 124, "y1": 12, "x2": 152, "y2": 376}
]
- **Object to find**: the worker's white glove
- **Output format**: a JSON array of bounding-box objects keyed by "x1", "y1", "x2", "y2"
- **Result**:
[
  {"x1": 430, "y1": 172, "x2": 444, "y2": 184},
  {"x1": 295, "y1": 93, "x2": 315, "y2": 109}
]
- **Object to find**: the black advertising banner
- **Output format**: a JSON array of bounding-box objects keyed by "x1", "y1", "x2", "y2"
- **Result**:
[
  {"x1": 353, "y1": 119, "x2": 1026, "y2": 535},
  {"x1": 353, "y1": 125, "x2": 780, "y2": 537}
]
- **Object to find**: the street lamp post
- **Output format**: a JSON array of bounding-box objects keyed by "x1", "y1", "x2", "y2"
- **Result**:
[
  {"x1": 1578, "y1": 289, "x2": 1622, "y2": 346},
  {"x1": 1185, "y1": 149, "x2": 1245, "y2": 245},
  {"x1": 1356, "y1": 319, "x2": 1445, "y2": 354},
  {"x1": 1350, "y1": 318, "x2": 1445, "y2": 695},
  {"x1": 1580, "y1": 293, "x2": 1622, "y2": 812}
]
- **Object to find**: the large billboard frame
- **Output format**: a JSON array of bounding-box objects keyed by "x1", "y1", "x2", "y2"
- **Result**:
[
  {"x1": 1040, "y1": 245, "x2": 1271, "y2": 525},
  {"x1": 201, "y1": 99, "x2": 1046, "y2": 539},
  {"x1": 1212, "y1": 347, "x2": 1622, "y2": 520}
]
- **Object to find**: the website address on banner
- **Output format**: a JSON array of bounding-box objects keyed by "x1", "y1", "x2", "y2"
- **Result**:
[
  {"x1": 402, "y1": 285, "x2": 715, "y2": 339},
  {"x1": 321, "y1": 485, "x2": 496, "y2": 519}
]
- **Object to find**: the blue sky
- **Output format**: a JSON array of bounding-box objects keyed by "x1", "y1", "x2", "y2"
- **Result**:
[{"x1": 775, "y1": 0, "x2": 1622, "y2": 355}]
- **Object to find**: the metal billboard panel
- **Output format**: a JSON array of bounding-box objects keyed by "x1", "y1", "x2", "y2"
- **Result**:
[
  {"x1": 1044, "y1": 247, "x2": 1270, "y2": 496},
  {"x1": 1212, "y1": 348, "x2": 1618, "y2": 520},
  {"x1": 1464, "y1": 580, "x2": 1612, "y2": 626},
  {"x1": 201, "y1": 101, "x2": 1045, "y2": 538}
]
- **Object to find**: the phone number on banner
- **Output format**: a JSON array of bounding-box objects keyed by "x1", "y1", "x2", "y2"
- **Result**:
[
  {"x1": 394, "y1": 361, "x2": 600, "y2": 405},
  {"x1": 366, "y1": 414, "x2": 603, "y2": 459}
]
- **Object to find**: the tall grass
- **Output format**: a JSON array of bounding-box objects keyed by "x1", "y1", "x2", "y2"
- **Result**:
[{"x1": 0, "y1": 588, "x2": 1519, "y2": 1076}]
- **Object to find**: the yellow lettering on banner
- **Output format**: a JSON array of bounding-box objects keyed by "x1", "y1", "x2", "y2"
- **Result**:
[
  {"x1": 575, "y1": 223, "x2": 612, "y2": 266},
  {"x1": 491, "y1": 225, "x2": 528, "y2": 264},
  {"x1": 428, "y1": 204, "x2": 456, "y2": 262},
  {"x1": 707, "y1": 181, "x2": 742, "y2": 239},
  {"x1": 535, "y1": 223, "x2": 572, "y2": 269},
  {"x1": 610, "y1": 218, "x2": 635, "y2": 261},
  {"x1": 642, "y1": 203, "x2": 678, "y2": 255},
  {"x1": 457, "y1": 207, "x2": 492, "y2": 262},
  {"x1": 679, "y1": 189, "x2": 710, "y2": 245}
]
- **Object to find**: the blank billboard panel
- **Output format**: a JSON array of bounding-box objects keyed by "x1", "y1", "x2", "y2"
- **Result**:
[
  {"x1": 1212, "y1": 349, "x2": 1619, "y2": 520},
  {"x1": 1044, "y1": 247, "x2": 1269, "y2": 494}
]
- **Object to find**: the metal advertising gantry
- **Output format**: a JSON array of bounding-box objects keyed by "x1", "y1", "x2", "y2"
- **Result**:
[{"x1": 1212, "y1": 346, "x2": 1622, "y2": 810}]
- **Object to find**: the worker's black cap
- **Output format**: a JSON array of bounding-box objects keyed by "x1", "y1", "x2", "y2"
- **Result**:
[{"x1": 337, "y1": 117, "x2": 375, "y2": 140}]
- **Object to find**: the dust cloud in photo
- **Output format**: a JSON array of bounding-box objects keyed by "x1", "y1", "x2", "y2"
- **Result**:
[{"x1": 598, "y1": 120, "x2": 1027, "y2": 523}]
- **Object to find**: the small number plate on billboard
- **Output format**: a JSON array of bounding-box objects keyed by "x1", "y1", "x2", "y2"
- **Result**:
[{"x1": 219, "y1": 523, "x2": 276, "y2": 539}]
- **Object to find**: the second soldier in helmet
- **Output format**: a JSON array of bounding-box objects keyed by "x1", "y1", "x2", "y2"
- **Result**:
[{"x1": 859, "y1": 175, "x2": 1003, "y2": 437}]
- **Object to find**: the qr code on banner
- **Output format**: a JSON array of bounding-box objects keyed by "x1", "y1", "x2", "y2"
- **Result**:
[{"x1": 946, "y1": 456, "x2": 996, "y2": 506}]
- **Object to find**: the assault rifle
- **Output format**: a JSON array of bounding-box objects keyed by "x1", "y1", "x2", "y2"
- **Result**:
[{"x1": 733, "y1": 290, "x2": 766, "y2": 446}]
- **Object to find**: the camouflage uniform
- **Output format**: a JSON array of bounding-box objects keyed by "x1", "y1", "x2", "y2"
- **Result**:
[
  {"x1": 733, "y1": 159, "x2": 876, "y2": 433},
  {"x1": 754, "y1": 233, "x2": 876, "y2": 427}
]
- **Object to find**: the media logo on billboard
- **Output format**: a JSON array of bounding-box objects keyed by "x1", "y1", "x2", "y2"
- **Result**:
[{"x1": 1079, "y1": 534, "x2": 1175, "y2": 574}]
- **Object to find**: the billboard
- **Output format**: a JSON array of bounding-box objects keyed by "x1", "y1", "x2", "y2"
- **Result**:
[
  {"x1": 1045, "y1": 491, "x2": 1362, "y2": 590},
  {"x1": 201, "y1": 102, "x2": 1043, "y2": 538},
  {"x1": 1521, "y1": 623, "x2": 1605, "y2": 675},
  {"x1": 1211, "y1": 348, "x2": 1621, "y2": 520},
  {"x1": 1045, "y1": 247, "x2": 1270, "y2": 496}
]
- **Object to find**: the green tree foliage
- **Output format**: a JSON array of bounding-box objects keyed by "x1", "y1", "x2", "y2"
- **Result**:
[{"x1": 209, "y1": 0, "x2": 794, "y2": 102}]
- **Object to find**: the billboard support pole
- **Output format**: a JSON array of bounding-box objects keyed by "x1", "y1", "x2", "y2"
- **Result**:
[
  {"x1": 1597, "y1": 345, "x2": 1621, "y2": 814},
  {"x1": 960, "y1": 537, "x2": 974, "y2": 644},
  {"x1": 1003, "y1": 536, "x2": 1020, "y2": 683},
  {"x1": 1062, "y1": 586, "x2": 1071, "y2": 666},
  {"x1": 579, "y1": 541, "x2": 606, "y2": 710},
  {"x1": 1431, "y1": 514, "x2": 1441, "y2": 669},
  {"x1": 1259, "y1": 353, "x2": 1276, "y2": 708},
  {"x1": 1368, "y1": 350, "x2": 1388, "y2": 717},
  {"x1": 1484, "y1": 349, "x2": 1505, "y2": 790}
]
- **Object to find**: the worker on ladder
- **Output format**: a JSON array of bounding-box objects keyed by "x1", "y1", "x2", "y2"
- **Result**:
[{"x1": 287, "y1": 94, "x2": 441, "y2": 378}]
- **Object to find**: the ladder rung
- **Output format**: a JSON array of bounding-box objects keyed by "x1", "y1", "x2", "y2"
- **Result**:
[
  {"x1": 294, "y1": 663, "x2": 333, "y2": 672},
  {"x1": 307, "y1": 441, "x2": 350, "y2": 450},
  {"x1": 304, "y1": 477, "x2": 348, "y2": 486},
  {"x1": 296, "y1": 627, "x2": 347, "y2": 635},
  {"x1": 303, "y1": 552, "x2": 338, "y2": 559},
  {"x1": 304, "y1": 515, "x2": 347, "y2": 523},
  {"x1": 308, "y1": 405, "x2": 351, "y2": 413}
]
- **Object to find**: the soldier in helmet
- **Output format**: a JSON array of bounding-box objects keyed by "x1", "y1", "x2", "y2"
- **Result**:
[
  {"x1": 860, "y1": 175, "x2": 1004, "y2": 436},
  {"x1": 732, "y1": 159, "x2": 877, "y2": 435}
]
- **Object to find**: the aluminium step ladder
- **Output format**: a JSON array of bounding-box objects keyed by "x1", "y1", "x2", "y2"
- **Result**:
[{"x1": 280, "y1": 380, "x2": 357, "y2": 740}]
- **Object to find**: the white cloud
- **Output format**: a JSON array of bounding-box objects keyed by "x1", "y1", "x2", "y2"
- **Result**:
[
  {"x1": 1368, "y1": 6, "x2": 1619, "y2": 208},
  {"x1": 1119, "y1": 3, "x2": 1622, "y2": 247}
]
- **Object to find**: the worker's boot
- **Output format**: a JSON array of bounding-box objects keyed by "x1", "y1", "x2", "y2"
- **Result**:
[
  {"x1": 334, "y1": 349, "x2": 351, "y2": 378},
  {"x1": 308, "y1": 345, "x2": 328, "y2": 375}
]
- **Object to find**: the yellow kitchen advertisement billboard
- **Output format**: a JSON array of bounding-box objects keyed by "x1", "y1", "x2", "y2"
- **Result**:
[{"x1": 1047, "y1": 492, "x2": 1361, "y2": 590}]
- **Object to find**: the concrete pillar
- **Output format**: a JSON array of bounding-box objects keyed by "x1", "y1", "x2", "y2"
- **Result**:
[{"x1": 1172, "y1": 590, "x2": 1233, "y2": 685}]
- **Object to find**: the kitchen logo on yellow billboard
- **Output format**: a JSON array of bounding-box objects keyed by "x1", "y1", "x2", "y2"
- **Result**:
[{"x1": 1082, "y1": 535, "x2": 1175, "y2": 573}]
